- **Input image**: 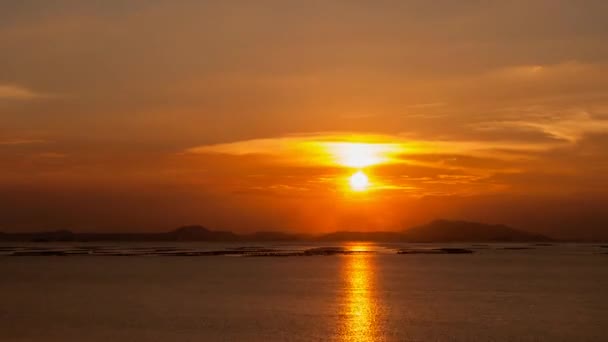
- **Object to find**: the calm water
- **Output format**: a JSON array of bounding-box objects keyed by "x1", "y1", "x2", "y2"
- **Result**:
[{"x1": 1, "y1": 243, "x2": 607, "y2": 341}]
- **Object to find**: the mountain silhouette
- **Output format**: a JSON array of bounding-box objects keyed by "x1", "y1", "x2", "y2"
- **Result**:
[
  {"x1": 0, "y1": 219, "x2": 551, "y2": 242},
  {"x1": 401, "y1": 220, "x2": 550, "y2": 242}
]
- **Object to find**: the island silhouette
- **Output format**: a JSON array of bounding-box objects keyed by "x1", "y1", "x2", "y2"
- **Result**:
[{"x1": 0, "y1": 219, "x2": 550, "y2": 242}]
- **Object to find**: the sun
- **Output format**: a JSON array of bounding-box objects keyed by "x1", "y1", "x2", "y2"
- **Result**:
[{"x1": 349, "y1": 171, "x2": 370, "y2": 191}]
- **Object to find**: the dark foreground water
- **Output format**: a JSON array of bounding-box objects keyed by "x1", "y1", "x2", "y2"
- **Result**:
[{"x1": 1, "y1": 243, "x2": 607, "y2": 341}]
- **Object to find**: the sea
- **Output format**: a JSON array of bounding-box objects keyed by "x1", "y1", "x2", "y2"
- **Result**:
[{"x1": 1, "y1": 242, "x2": 607, "y2": 341}]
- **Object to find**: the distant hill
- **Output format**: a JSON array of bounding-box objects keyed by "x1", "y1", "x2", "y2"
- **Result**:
[
  {"x1": 0, "y1": 219, "x2": 551, "y2": 242},
  {"x1": 0, "y1": 226, "x2": 238, "y2": 242},
  {"x1": 313, "y1": 220, "x2": 550, "y2": 242},
  {"x1": 0, "y1": 230, "x2": 76, "y2": 242},
  {"x1": 402, "y1": 220, "x2": 551, "y2": 242}
]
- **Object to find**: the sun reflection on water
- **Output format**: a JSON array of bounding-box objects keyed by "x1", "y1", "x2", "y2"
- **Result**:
[{"x1": 341, "y1": 245, "x2": 381, "y2": 341}]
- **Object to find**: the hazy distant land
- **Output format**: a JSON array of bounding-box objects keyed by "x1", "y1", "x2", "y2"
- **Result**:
[{"x1": 0, "y1": 219, "x2": 550, "y2": 242}]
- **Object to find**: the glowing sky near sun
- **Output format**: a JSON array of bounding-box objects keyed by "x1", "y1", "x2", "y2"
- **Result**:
[{"x1": 1, "y1": 1, "x2": 608, "y2": 237}]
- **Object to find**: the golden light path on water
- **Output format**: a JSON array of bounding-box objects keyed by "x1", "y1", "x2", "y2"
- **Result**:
[{"x1": 341, "y1": 245, "x2": 382, "y2": 341}]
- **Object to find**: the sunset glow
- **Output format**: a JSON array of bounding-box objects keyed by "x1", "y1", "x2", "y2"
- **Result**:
[
  {"x1": 325, "y1": 142, "x2": 401, "y2": 168},
  {"x1": 2, "y1": 1, "x2": 608, "y2": 238},
  {"x1": 3, "y1": 3, "x2": 608, "y2": 342}
]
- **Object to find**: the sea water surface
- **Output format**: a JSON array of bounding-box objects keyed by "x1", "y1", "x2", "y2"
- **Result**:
[{"x1": 1, "y1": 243, "x2": 607, "y2": 341}]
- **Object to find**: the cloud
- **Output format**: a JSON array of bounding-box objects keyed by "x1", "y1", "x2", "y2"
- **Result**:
[
  {"x1": 0, "y1": 138, "x2": 47, "y2": 145},
  {"x1": 181, "y1": 132, "x2": 567, "y2": 198},
  {"x1": 34, "y1": 152, "x2": 66, "y2": 159},
  {"x1": 473, "y1": 110, "x2": 608, "y2": 143},
  {"x1": 406, "y1": 102, "x2": 445, "y2": 109},
  {"x1": 0, "y1": 84, "x2": 51, "y2": 100},
  {"x1": 519, "y1": 111, "x2": 608, "y2": 143},
  {"x1": 185, "y1": 132, "x2": 559, "y2": 164}
]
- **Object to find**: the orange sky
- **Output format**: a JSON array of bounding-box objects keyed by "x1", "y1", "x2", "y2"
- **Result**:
[{"x1": 1, "y1": 1, "x2": 608, "y2": 238}]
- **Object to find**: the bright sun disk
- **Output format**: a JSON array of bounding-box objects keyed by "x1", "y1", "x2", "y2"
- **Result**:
[{"x1": 349, "y1": 171, "x2": 369, "y2": 191}]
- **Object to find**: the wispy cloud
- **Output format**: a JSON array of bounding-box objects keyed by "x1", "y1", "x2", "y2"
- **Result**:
[
  {"x1": 473, "y1": 110, "x2": 608, "y2": 143},
  {"x1": 0, "y1": 84, "x2": 52, "y2": 100},
  {"x1": 181, "y1": 128, "x2": 608, "y2": 198},
  {"x1": 406, "y1": 102, "x2": 445, "y2": 109},
  {"x1": 185, "y1": 132, "x2": 558, "y2": 163},
  {"x1": 0, "y1": 138, "x2": 47, "y2": 145},
  {"x1": 34, "y1": 152, "x2": 66, "y2": 159}
]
